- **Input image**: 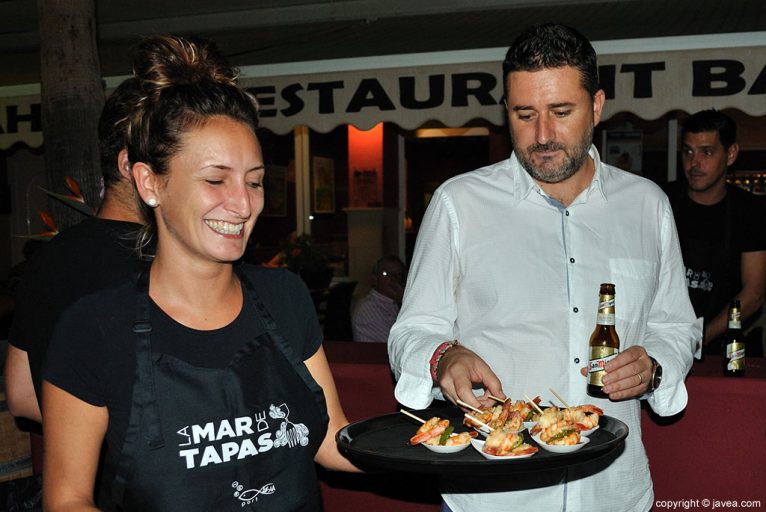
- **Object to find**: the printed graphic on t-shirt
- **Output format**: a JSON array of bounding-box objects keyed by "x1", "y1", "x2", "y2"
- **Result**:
[
  {"x1": 231, "y1": 480, "x2": 275, "y2": 507},
  {"x1": 686, "y1": 267, "x2": 713, "y2": 292},
  {"x1": 175, "y1": 402, "x2": 309, "y2": 470}
]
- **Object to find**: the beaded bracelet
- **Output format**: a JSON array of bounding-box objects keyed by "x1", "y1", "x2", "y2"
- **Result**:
[{"x1": 429, "y1": 340, "x2": 459, "y2": 382}]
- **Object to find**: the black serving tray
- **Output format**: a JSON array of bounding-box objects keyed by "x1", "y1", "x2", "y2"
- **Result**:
[{"x1": 337, "y1": 406, "x2": 628, "y2": 475}]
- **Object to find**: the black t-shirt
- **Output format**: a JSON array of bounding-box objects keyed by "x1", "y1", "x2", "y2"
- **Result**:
[
  {"x1": 8, "y1": 217, "x2": 142, "y2": 404},
  {"x1": 44, "y1": 265, "x2": 322, "y2": 467},
  {"x1": 668, "y1": 183, "x2": 766, "y2": 320}
]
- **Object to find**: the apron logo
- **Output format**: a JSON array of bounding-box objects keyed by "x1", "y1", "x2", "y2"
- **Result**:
[
  {"x1": 232, "y1": 480, "x2": 275, "y2": 507},
  {"x1": 269, "y1": 404, "x2": 309, "y2": 448},
  {"x1": 176, "y1": 402, "x2": 311, "y2": 469}
]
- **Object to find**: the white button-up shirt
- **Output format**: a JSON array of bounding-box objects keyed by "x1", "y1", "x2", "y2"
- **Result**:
[{"x1": 388, "y1": 146, "x2": 701, "y2": 512}]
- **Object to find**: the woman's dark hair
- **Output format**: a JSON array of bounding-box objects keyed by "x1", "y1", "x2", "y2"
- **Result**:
[
  {"x1": 502, "y1": 23, "x2": 599, "y2": 97},
  {"x1": 126, "y1": 35, "x2": 259, "y2": 254}
]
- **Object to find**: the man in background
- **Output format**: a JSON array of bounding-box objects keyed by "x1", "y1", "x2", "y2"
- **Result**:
[
  {"x1": 669, "y1": 109, "x2": 766, "y2": 355},
  {"x1": 352, "y1": 255, "x2": 405, "y2": 342},
  {"x1": 4, "y1": 78, "x2": 145, "y2": 421}
]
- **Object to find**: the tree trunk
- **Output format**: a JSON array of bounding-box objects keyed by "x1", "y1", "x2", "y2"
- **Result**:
[{"x1": 37, "y1": 0, "x2": 103, "y2": 229}]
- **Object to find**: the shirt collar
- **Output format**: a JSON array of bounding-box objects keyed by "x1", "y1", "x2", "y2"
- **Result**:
[
  {"x1": 589, "y1": 146, "x2": 609, "y2": 202},
  {"x1": 509, "y1": 145, "x2": 609, "y2": 205}
]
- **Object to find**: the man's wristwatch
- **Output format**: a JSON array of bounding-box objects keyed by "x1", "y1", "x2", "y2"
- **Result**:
[{"x1": 648, "y1": 356, "x2": 663, "y2": 392}]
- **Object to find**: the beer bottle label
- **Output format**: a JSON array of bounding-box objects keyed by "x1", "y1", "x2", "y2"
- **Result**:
[
  {"x1": 728, "y1": 310, "x2": 741, "y2": 329},
  {"x1": 726, "y1": 342, "x2": 745, "y2": 371},
  {"x1": 597, "y1": 297, "x2": 616, "y2": 326},
  {"x1": 588, "y1": 346, "x2": 619, "y2": 386}
]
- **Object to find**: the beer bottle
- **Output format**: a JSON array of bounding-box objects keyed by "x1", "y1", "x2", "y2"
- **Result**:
[
  {"x1": 722, "y1": 299, "x2": 745, "y2": 377},
  {"x1": 587, "y1": 283, "x2": 621, "y2": 398}
]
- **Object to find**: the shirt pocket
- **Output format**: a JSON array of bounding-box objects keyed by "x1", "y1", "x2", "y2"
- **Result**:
[{"x1": 608, "y1": 258, "x2": 658, "y2": 338}]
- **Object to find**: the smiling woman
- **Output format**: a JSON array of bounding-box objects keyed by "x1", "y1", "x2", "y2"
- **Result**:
[
  {"x1": 41, "y1": 35, "x2": 358, "y2": 512},
  {"x1": 134, "y1": 115, "x2": 265, "y2": 268}
]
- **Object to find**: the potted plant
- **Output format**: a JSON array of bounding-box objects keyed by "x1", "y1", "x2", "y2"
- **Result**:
[{"x1": 16, "y1": 176, "x2": 94, "y2": 241}]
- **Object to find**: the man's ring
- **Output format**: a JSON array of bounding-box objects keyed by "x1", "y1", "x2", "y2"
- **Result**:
[{"x1": 637, "y1": 372, "x2": 643, "y2": 385}]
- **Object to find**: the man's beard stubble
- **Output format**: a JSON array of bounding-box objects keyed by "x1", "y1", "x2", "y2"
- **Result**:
[
  {"x1": 685, "y1": 166, "x2": 727, "y2": 194},
  {"x1": 515, "y1": 124, "x2": 593, "y2": 184}
]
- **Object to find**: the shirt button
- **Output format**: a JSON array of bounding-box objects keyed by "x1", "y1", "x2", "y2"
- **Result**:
[
  {"x1": 565, "y1": 210, "x2": 570, "y2": 216},
  {"x1": 574, "y1": 357, "x2": 580, "y2": 364},
  {"x1": 573, "y1": 307, "x2": 579, "y2": 313},
  {"x1": 569, "y1": 257, "x2": 575, "y2": 263}
]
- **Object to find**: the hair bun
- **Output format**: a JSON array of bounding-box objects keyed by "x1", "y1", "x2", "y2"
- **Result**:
[{"x1": 133, "y1": 35, "x2": 237, "y2": 97}]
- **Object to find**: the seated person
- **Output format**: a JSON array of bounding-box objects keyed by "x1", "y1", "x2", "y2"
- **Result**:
[{"x1": 352, "y1": 256, "x2": 405, "y2": 343}]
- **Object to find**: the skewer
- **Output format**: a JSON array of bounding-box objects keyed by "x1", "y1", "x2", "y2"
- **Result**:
[
  {"x1": 456, "y1": 399, "x2": 485, "y2": 414},
  {"x1": 464, "y1": 413, "x2": 494, "y2": 432},
  {"x1": 401, "y1": 409, "x2": 460, "y2": 438},
  {"x1": 549, "y1": 388, "x2": 571, "y2": 409},
  {"x1": 488, "y1": 394, "x2": 507, "y2": 403},
  {"x1": 523, "y1": 393, "x2": 545, "y2": 415},
  {"x1": 400, "y1": 409, "x2": 426, "y2": 424}
]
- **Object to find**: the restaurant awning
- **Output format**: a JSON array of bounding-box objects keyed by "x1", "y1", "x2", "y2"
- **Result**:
[
  {"x1": 240, "y1": 43, "x2": 766, "y2": 135},
  {"x1": 1, "y1": 34, "x2": 764, "y2": 147}
]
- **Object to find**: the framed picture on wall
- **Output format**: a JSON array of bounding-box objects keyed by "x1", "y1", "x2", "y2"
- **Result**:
[
  {"x1": 262, "y1": 164, "x2": 287, "y2": 217},
  {"x1": 350, "y1": 168, "x2": 379, "y2": 208},
  {"x1": 312, "y1": 156, "x2": 335, "y2": 213}
]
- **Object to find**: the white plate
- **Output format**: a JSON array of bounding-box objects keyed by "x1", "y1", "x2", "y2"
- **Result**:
[
  {"x1": 579, "y1": 425, "x2": 599, "y2": 437},
  {"x1": 420, "y1": 440, "x2": 471, "y2": 453},
  {"x1": 523, "y1": 421, "x2": 537, "y2": 431},
  {"x1": 470, "y1": 438, "x2": 536, "y2": 460},
  {"x1": 531, "y1": 433, "x2": 590, "y2": 453}
]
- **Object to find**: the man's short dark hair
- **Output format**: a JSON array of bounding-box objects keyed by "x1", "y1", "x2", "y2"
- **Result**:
[
  {"x1": 502, "y1": 23, "x2": 599, "y2": 97},
  {"x1": 372, "y1": 255, "x2": 405, "y2": 275},
  {"x1": 681, "y1": 109, "x2": 737, "y2": 149},
  {"x1": 98, "y1": 77, "x2": 142, "y2": 188}
]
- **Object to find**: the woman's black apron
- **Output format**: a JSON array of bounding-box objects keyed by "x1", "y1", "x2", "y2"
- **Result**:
[{"x1": 109, "y1": 266, "x2": 328, "y2": 511}]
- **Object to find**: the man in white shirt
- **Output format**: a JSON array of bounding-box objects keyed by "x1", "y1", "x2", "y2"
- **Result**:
[
  {"x1": 388, "y1": 23, "x2": 700, "y2": 512},
  {"x1": 352, "y1": 255, "x2": 405, "y2": 342}
]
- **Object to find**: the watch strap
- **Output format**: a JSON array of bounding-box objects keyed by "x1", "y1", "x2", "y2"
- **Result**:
[{"x1": 648, "y1": 356, "x2": 662, "y2": 391}]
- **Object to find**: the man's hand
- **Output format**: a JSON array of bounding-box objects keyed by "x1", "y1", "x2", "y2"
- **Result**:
[
  {"x1": 598, "y1": 346, "x2": 654, "y2": 400},
  {"x1": 436, "y1": 345, "x2": 505, "y2": 409},
  {"x1": 579, "y1": 346, "x2": 654, "y2": 400}
]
